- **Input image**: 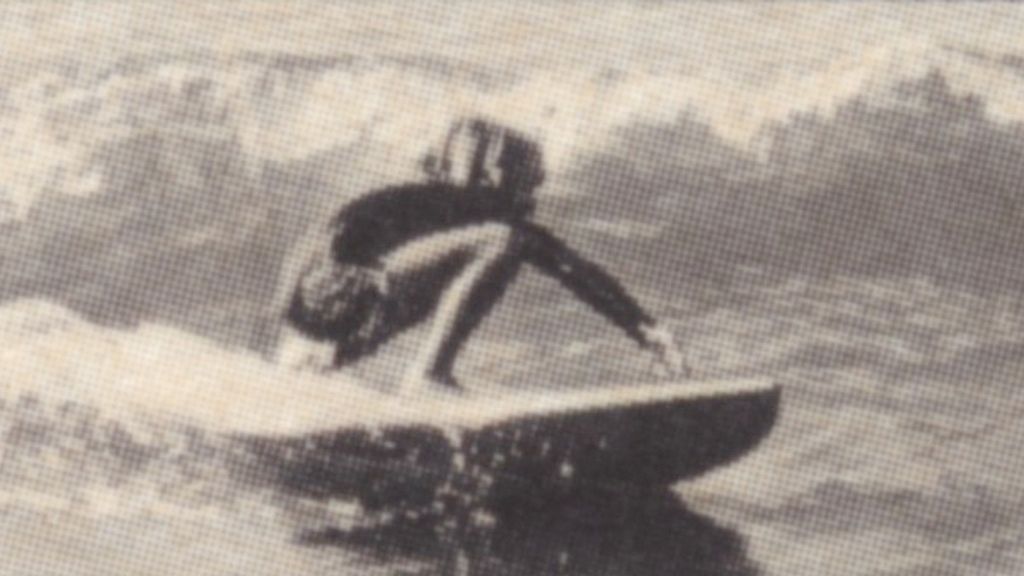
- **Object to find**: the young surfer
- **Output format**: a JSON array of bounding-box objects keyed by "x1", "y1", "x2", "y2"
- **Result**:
[{"x1": 273, "y1": 117, "x2": 686, "y2": 390}]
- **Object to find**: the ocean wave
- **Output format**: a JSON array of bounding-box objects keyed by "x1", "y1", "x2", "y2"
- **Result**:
[
  {"x1": 4, "y1": 27, "x2": 1024, "y2": 219},
  {"x1": 2, "y1": 28, "x2": 1024, "y2": 346}
]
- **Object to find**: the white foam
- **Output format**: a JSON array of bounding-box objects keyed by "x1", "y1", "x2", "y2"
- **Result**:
[{"x1": 0, "y1": 299, "x2": 773, "y2": 439}]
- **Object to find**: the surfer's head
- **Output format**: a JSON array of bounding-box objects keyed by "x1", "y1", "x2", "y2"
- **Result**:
[{"x1": 422, "y1": 117, "x2": 545, "y2": 211}]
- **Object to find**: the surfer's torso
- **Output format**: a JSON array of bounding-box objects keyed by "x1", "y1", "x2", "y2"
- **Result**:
[{"x1": 324, "y1": 182, "x2": 653, "y2": 342}]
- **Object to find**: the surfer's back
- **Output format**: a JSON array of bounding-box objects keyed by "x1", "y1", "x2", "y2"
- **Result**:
[{"x1": 328, "y1": 182, "x2": 527, "y2": 266}]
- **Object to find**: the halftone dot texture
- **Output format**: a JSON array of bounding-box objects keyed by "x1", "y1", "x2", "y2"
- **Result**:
[{"x1": 3, "y1": 2, "x2": 1024, "y2": 575}]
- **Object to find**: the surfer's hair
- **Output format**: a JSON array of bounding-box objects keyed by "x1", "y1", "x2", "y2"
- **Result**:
[{"x1": 422, "y1": 118, "x2": 545, "y2": 190}]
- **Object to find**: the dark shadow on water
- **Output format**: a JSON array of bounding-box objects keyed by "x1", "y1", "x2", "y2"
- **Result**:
[{"x1": 299, "y1": 489, "x2": 761, "y2": 576}]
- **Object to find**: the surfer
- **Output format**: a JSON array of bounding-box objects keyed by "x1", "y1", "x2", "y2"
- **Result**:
[{"x1": 273, "y1": 117, "x2": 686, "y2": 390}]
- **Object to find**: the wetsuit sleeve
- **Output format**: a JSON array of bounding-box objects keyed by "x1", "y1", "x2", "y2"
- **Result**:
[{"x1": 517, "y1": 222, "x2": 655, "y2": 344}]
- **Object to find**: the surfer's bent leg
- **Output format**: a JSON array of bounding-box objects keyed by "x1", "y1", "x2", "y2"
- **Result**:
[
  {"x1": 277, "y1": 224, "x2": 518, "y2": 383},
  {"x1": 381, "y1": 223, "x2": 517, "y2": 390}
]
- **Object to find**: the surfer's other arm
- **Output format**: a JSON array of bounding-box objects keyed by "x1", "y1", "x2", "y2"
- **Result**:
[{"x1": 517, "y1": 222, "x2": 687, "y2": 376}]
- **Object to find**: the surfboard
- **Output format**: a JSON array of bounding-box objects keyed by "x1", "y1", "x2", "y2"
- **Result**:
[{"x1": 228, "y1": 378, "x2": 780, "y2": 514}]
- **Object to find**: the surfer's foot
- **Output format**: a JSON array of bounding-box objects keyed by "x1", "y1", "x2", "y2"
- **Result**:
[
  {"x1": 399, "y1": 370, "x2": 464, "y2": 394},
  {"x1": 426, "y1": 371, "x2": 464, "y2": 392}
]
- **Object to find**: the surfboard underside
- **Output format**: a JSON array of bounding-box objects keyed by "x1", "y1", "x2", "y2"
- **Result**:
[{"x1": 232, "y1": 382, "x2": 780, "y2": 512}]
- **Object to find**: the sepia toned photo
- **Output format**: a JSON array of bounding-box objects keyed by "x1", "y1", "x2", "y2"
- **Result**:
[{"x1": 1, "y1": 3, "x2": 1023, "y2": 575}]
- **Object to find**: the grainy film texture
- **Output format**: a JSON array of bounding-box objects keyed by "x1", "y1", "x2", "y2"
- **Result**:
[{"x1": 1, "y1": 3, "x2": 1023, "y2": 575}]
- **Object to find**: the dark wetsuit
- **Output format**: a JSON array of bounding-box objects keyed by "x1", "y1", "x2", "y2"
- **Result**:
[{"x1": 285, "y1": 182, "x2": 654, "y2": 366}]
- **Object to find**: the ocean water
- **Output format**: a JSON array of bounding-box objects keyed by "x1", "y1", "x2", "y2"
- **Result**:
[
  {"x1": 3, "y1": 4, "x2": 1024, "y2": 574},
  {"x1": 2, "y1": 277, "x2": 1023, "y2": 575}
]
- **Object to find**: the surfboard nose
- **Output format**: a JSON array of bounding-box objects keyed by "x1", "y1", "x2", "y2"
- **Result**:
[{"x1": 473, "y1": 380, "x2": 782, "y2": 507}]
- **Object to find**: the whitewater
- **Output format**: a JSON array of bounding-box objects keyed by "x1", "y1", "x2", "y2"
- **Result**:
[{"x1": 3, "y1": 277, "x2": 1024, "y2": 575}]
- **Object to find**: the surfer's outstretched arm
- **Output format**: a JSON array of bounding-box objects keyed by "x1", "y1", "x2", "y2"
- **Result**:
[{"x1": 517, "y1": 222, "x2": 687, "y2": 376}]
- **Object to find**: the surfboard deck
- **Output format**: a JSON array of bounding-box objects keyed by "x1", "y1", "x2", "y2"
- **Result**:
[{"x1": 229, "y1": 378, "x2": 780, "y2": 512}]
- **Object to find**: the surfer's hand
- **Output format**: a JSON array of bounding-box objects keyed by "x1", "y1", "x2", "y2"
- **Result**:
[{"x1": 640, "y1": 323, "x2": 690, "y2": 379}]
